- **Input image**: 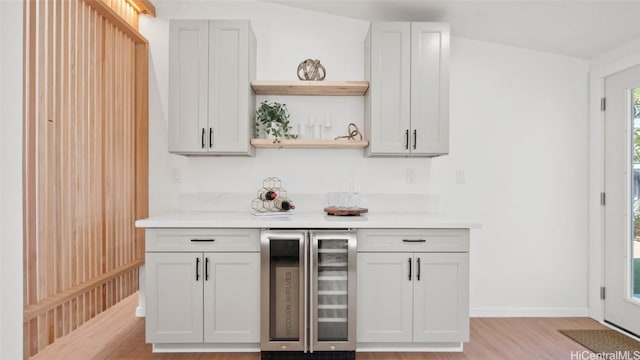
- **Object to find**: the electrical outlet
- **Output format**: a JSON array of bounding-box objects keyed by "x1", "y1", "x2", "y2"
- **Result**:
[
  {"x1": 456, "y1": 169, "x2": 466, "y2": 184},
  {"x1": 171, "y1": 168, "x2": 181, "y2": 183},
  {"x1": 406, "y1": 168, "x2": 416, "y2": 184}
]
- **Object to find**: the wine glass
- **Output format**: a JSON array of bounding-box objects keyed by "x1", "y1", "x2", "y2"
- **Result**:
[{"x1": 351, "y1": 180, "x2": 361, "y2": 208}]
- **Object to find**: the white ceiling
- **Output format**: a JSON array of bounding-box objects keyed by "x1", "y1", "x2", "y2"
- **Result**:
[{"x1": 265, "y1": 0, "x2": 640, "y2": 59}]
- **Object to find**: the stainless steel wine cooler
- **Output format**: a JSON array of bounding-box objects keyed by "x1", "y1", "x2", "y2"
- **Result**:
[{"x1": 260, "y1": 230, "x2": 356, "y2": 359}]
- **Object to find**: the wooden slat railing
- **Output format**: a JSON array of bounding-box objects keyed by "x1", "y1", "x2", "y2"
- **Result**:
[
  {"x1": 23, "y1": 0, "x2": 149, "y2": 357},
  {"x1": 98, "y1": 0, "x2": 140, "y2": 29},
  {"x1": 23, "y1": 260, "x2": 144, "y2": 321}
]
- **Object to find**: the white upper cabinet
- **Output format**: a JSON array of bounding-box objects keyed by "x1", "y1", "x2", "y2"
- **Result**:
[
  {"x1": 209, "y1": 21, "x2": 256, "y2": 154},
  {"x1": 169, "y1": 20, "x2": 256, "y2": 156},
  {"x1": 366, "y1": 22, "x2": 411, "y2": 155},
  {"x1": 169, "y1": 20, "x2": 209, "y2": 154},
  {"x1": 365, "y1": 22, "x2": 450, "y2": 157}
]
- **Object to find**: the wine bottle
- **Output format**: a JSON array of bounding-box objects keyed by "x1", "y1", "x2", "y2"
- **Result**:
[
  {"x1": 259, "y1": 190, "x2": 278, "y2": 201},
  {"x1": 275, "y1": 198, "x2": 295, "y2": 211}
]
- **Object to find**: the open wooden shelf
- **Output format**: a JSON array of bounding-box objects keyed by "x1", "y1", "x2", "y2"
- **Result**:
[
  {"x1": 251, "y1": 139, "x2": 369, "y2": 149},
  {"x1": 251, "y1": 80, "x2": 369, "y2": 96}
]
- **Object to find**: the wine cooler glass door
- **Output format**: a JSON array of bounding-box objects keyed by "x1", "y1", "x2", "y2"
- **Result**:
[
  {"x1": 311, "y1": 231, "x2": 357, "y2": 351},
  {"x1": 261, "y1": 231, "x2": 307, "y2": 352}
]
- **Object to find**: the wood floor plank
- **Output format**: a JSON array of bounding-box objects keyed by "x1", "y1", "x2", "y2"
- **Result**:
[{"x1": 32, "y1": 293, "x2": 609, "y2": 360}]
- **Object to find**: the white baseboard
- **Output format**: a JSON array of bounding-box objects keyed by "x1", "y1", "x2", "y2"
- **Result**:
[
  {"x1": 357, "y1": 342, "x2": 463, "y2": 352},
  {"x1": 152, "y1": 343, "x2": 260, "y2": 353},
  {"x1": 471, "y1": 307, "x2": 590, "y2": 317},
  {"x1": 138, "y1": 306, "x2": 589, "y2": 320}
]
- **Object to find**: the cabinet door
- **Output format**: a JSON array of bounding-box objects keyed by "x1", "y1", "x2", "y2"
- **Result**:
[
  {"x1": 410, "y1": 22, "x2": 450, "y2": 155},
  {"x1": 146, "y1": 253, "x2": 203, "y2": 343},
  {"x1": 413, "y1": 253, "x2": 469, "y2": 342},
  {"x1": 357, "y1": 252, "x2": 413, "y2": 342},
  {"x1": 169, "y1": 20, "x2": 209, "y2": 153},
  {"x1": 209, "y1": 20, "x2": 255, "y2": 155},
  {"x1": 203, "y1": 252, "x2": 260, "y2": 343},
  {"x1": 366, "y1": 22, "x2": 411, "y2": 156}
]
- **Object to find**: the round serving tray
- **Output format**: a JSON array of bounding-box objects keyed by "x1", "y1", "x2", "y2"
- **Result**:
[{"x1": 324, "y1": 207, "x2": 368, "y2": 216}]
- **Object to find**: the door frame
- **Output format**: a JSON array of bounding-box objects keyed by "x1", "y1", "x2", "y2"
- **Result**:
[{"x1": 589, "y1": 45, "x2": 640, "y2": 321}]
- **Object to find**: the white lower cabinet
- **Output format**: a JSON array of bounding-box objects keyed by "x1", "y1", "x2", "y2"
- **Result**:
[
  {"x1": 146, "y1": 252, "x2": 204, "y2": 343},
  {"x1": 412, "y1": 253, "x2": 469, "y2": 342},
  {"x1": 146, "y1": 252, "x2": 260, "y2": 344},
  {"x1": 145, "y1": 229, "x2": 260, "y2": 348},
  {"x1": 357, "y1": 252, "x2": 414, "y2": 342},
  {"x1": 143, "y1": 227, "x2": 469, "y2": 351},
  {"x1": 357, "y1": 229, "x2": 469, "y2": 349},
  {"x1": 203, "y1": 253, "x2": 260, "y2": 343}
]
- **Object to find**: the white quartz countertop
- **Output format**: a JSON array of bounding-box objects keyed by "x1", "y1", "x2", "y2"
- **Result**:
[{"x1": 135, "y1": 211, "x2": 480, "y2": 229}]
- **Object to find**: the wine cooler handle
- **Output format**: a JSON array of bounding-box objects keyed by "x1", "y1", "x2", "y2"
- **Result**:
[
  {"x1": 416, "y1": 257, "x2": 421, "y2": 281},
  {"x1": 408, "y1": 257, "x2": 412, "y2": 281},
  {"x1": 205, "y1": 257, "x2": 209, "y2": 281},
  {"x1": 195, "y1": 257, "x2": 200, "y2": 281},
  {"x1": 201, "y1": 128, "x2": 205, "y2": 149},
  {"x1": 304, "y1": 233, "x2": 310, "y2": 353}
]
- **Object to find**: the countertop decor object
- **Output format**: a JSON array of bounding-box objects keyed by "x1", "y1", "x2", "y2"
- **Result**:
[
  {"x1": 255, "y1": 101, "x2": 297, "y2": 143},
  {"x1": 324, "y1": 207, "x2": 368, "y2": 216},
  {"x1": 251, "y1": 177, "x2": 295, "y2": 214},
  {"x1": 297, "y1": 58, "x2": 326, "y2": 81},
  {"x1": 334, "y1": 123, "x2": 363, "y2": 141}
]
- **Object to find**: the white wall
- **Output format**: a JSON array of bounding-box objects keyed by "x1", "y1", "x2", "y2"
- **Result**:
[
  {"x1": 141, "y1": 1, "x2": 590, "y2": 316},
  {"x1": 0, "y1": 0, "x2": 24, "y2": 358},
  {"x1": 447, "y1": 38, "x2": 589, "y2": 316}
]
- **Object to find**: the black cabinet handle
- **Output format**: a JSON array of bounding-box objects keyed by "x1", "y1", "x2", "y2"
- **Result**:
[
  {"x1": 201, "y1": 128, "x2": 205, "y2": 148},
  {"x1": 209, "y1": 128, "x2": 213, "y2": 148},
  {"x1": 196, "y1": 257, "x2": 200, "y2": 281},
  {"x1": 413, "y1": 129, "x2": 417, "y2": 150},
  {"x1": 402, "y1": 239, "x2": 427, "y2": 243},
  {"x1": 405, "y1": 129, "x2": 409, "y2": 150},
  {"x1": 417, "y1": 257, "x2": 421, "y2": 281},
  {"x1": 408, "y1": 257, "x2": 412, "y2": 281},
  {"x1": 205, "y1": 257, "x2": 209, "y2": 281},
  {"x1": 190, "y1": 238, "x2": 215, "y2": 242}
]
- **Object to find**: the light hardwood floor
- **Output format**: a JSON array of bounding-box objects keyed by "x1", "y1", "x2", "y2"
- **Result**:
[{"x1": 32, "y1": 293, "x2": 607, "y2": 360}]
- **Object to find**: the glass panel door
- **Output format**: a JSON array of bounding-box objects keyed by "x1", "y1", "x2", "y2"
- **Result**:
[
  {"x1": 632, "y1": 88, "x2": 640, "y2": 300},
  {"x1": 269, "y1": 239, "x2": 301, "y2": 341},
  {"x1": 316, "y1": 238, "x2": 349, "y2": 341},
  {"x1": 311, "y1": 231, "x2": 356, "y2": 351},
  {"x1": 260, "y1": 230, "x2": 306, "y2": 352},
  {"x1": 604, "y1": 66, "x2": 640, "y2": 336}
]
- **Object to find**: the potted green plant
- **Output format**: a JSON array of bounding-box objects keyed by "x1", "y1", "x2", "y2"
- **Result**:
[{"x1": 255, "y1": 100, "x2": 297, "y2": 143}]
